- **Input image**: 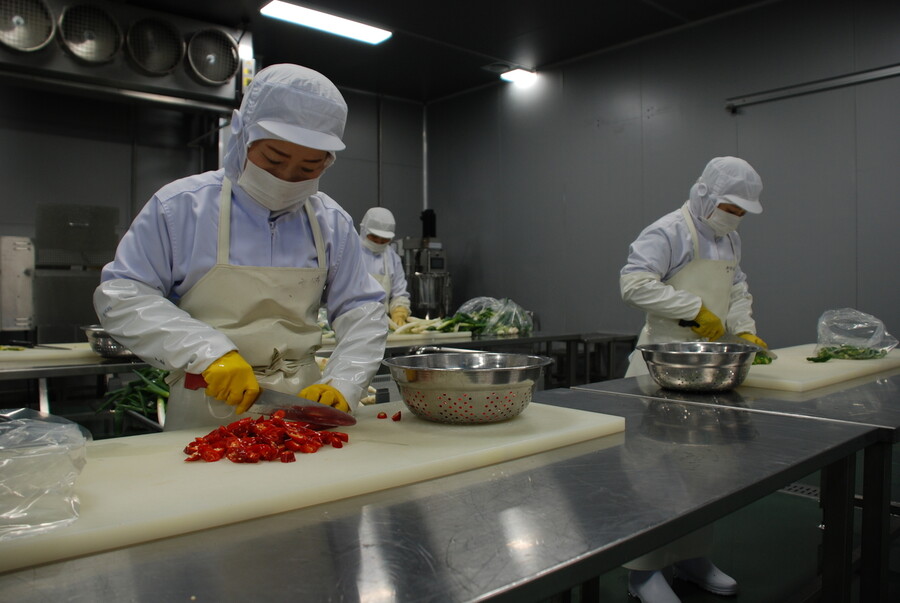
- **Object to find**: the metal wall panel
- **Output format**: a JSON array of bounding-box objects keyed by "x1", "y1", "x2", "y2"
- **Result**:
[{"x1": 427, "y1": 0, "x2": 900, "y2": 345}]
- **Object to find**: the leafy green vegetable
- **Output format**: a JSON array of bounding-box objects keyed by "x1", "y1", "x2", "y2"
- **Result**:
[
  {"x1": 752, "y1": 352, "x2": 774, "y2": 365},
  {"x1": 434, "y1": 309, "x2": 495, "y2": 335},
  {"x1": 98, "y1": 367, "x2": 169, "y2": 433},
  {"x1": 806, "y1": 345, "x2": 887, "y2": 363}
]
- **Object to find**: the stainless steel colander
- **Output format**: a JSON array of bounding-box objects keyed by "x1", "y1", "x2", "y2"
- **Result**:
[
  {"x1": 381, "y1": 352, "x2": 552, "y2": 424},
  {"x1": 637, "y1": 341, "x2": 759, "y2": 392}
]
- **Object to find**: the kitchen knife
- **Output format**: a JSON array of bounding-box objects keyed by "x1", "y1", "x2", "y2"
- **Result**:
[{"x1": 184, "y1": 373, "x2": 356, "y2": 427}]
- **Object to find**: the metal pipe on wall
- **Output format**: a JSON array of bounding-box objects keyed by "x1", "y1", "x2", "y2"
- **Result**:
[
  {"x1": 377, "y1": 96, "x2": 383, "y2": 206},
  {"x1": 422, "y1": 105, "x2": 428, "y2": 210}
]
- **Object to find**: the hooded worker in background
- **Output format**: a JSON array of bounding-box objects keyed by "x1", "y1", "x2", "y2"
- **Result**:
[
  {"x1": 94, "y1": 64, "x2": 388, "y2": 430},
  {"x1": 621, "y1": 155, "x2": 769, "y2": 378},
  {"x1": 359, "y1": 207, "x2": 412, "y2": 327},
  {"x1": 618, "y1": 156, "x2": 770, "y2": 602}
]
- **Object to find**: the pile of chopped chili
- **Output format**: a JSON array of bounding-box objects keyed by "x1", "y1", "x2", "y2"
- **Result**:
[{"x1": 183, "y1": 410, "x2": 349, "y2": 464}]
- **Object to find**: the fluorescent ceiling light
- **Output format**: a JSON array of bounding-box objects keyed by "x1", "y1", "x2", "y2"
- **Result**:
[
  {"x1": 500, "y1": 68, "x2": 537, "y2": 87},
  {"x1": 260, "y1": 1, "x2": 392, "y2": 45}
]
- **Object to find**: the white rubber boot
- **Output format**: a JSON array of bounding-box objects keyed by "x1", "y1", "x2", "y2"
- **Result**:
[
  {"x1": 627, "y1": 569, "x2": 681, "y2": 603},
  {"x1": 672, "y1": 557, "x2": 738, "y2": 596}
]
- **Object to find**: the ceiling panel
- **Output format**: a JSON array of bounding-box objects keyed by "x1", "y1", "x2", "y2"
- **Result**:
[{"x1": 122, "y1": 0, "x2": 773, "y2": 102}]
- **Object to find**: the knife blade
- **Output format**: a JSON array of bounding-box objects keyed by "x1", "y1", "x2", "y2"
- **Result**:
[{"x1": 184, "y1": 373, "x2": 356, "y2": 427}]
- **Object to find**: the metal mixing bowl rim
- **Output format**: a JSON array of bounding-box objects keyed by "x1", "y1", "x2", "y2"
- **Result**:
[
  {"x1": 382, "y1": 352, "x2": 552, "y2": 372},
  {"x1": 637, "y1": 342, "x2": 761, "y2": 354}
]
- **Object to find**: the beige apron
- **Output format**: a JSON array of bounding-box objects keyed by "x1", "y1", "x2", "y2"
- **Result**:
[
  {"x1": 625, "y1": 203, "x2": 736, "y2": 378},
  {"x1": 164, "y1": 179, "x2": 327, "y2": 430},
  {"x1": 374, "y1": 252, "x2": 392, "y2": 311}
]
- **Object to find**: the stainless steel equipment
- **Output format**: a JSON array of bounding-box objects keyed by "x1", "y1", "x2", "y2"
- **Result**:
[
  {"x1": 637, "y1": 341, "x2": 759, "y2": 392},
  {"x1": 0, "y1": 0, "x2": 246, "y2": 109},
  {"x1": 399, "y1": 236, "x2": 452, "y2": 318},
  {"x1": 382, "y1": 352, "x2": 552, "y2": 424},
  {"x1": 0, "y1": 236, "x2": 34, "y2": 331},
  {"x1": 81, "y1": 324, "x2": 134, "y2": 358}
]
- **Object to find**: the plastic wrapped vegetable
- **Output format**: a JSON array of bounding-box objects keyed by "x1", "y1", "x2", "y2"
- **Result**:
[
  {"x1": 483, "y1": 298, "x2": 534, "y2": 336},
  {"x1": 807, "y1": 308, "x2": 898, "y2": 362}
]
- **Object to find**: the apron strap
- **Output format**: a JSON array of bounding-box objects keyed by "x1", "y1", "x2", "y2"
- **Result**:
[
  {"x1": 304, "y1": 200, "x2": 327, "y2": 270},
  {"x1": 681, "y1": 202, "x2": 701, "y2": 260},
  {"x1": 218, "y1": 180, "x2": 327, "y2": 270},
  {"x1": 681, "y1": 201, "x2": 738, "y2": 266},
  {"x1": 217, "y1": 178, "x2": 233, "y2": 265}
]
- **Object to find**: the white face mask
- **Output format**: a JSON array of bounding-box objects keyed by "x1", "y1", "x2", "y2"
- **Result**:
[
  {"x1": 361, "y1": 236, "x2": 389, "y2": 253},
  {"x1": 704, "y1": 207, "x2": 743, "y2": 237},
  {"x1": 237, "y1": 159, "x2": 319, "y2": 211}
]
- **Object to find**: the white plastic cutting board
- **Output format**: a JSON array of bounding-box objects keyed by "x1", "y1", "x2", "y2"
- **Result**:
[
  {"x1": 742, "y1": 343, "x2": 900, "y2": 392},
  {"x1": 0, "y1": 401, "x2": 624, "y2": 572}
]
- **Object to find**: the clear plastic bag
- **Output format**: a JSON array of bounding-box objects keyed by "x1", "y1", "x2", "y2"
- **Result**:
[
  {"x1": 0, "y1": 408, "x2": 90, "y2": 541},
  {"x1": 810, "y1": 308, "x2": 898, "y2": 361},
  {"x1": 484, "y1": 298, "x2": 534, "y2": 336},
  {"x1": 457, "y1": 296, "x2": 502, "y2": 316}
]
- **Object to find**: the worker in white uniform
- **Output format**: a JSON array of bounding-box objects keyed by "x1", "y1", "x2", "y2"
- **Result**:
[
  {"x1": 94, "y1": 64, "x2": 388, "y2": 430},
  {"x1": 619, "y1": 156, "x2": 769, "y2": 602},
  {"x1": 359, "y1": 207, "x2": 412, "y2": 327}
]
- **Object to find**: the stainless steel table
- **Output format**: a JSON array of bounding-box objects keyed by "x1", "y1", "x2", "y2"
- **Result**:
[
  {"x1": 0, "y1": 356, "x2": 148, "y2": 413},
  {"x1": 573, "y1": 369, "x2": 900, "y2": 603},
  {"x1": 0, "y1": 389, "x2": 876, "y2": 602}
]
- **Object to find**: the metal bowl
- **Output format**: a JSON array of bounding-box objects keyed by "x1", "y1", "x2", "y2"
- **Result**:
[
  {"x1": 81, "y1": 325, "x2": 136, "y2": 359},
  {"x1": 637, "y1": 341, "x2": 759, "y2": 392},
  {"x1": 382, "y1": 352, "x2": 552, "y2": 424}
]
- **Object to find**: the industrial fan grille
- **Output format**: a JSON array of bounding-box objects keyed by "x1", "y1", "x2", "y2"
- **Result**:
[
  {"x1": 0, "y1": 0, "x2": 56, "y2": 52},
  {"x1": 126, "y1": 17, "x2": 182, "y2": 75},
  {"x1": 186, "y1": 28, "x2": 237, "y2": 85},
  {"x1": 58, "y1": 3, "x2": 121, "y2": 64}
]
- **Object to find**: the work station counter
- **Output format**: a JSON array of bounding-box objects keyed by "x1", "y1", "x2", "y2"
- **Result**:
[
  {"x1": 573, "y1": 365, "x2": 900, "y2": 602},
  {"x1": 0, "y1": 388, "x2": 876, "y2": 602}
]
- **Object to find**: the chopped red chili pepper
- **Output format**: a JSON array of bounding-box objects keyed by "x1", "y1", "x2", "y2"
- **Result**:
[
  {"x1": 377, "y1": 412, "x2": 388, "y2": 419},
  {"x1": 391, "y1": 411, "x2": 402, "y2": 421},
  {"x1": 183, "y1": 414, "x2": 350, "y2": 463}
]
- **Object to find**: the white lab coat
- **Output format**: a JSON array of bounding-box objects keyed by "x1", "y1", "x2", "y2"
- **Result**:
[{"x1": 620, "y1": 196, "x2": 758, "y2": 377}]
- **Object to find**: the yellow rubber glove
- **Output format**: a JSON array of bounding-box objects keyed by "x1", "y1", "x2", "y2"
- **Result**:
[
  {"x1": 738, "y1": 332, "x2": 768, "y2": 349},
  {"x1": 201, "y1": 351, "x2": 260, "y2": 414},
  {"x1": 691, "y1": 304, "x2": 725, "y2": 341},
  {"x1": 390, "y1": 306, "x2": 410, "y2": 326},
  {"x1": 300, "y1": 383, "x2": 351, "y2": 413}
]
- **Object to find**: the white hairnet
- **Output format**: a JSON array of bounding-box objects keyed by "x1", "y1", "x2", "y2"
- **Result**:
[
  {"x1": 688, "y1": 156, "x2": 763, "y2": 218},
  {"x1": 224, "y1": 64, "x2": 347, "y2": 181},
  {"x1": 361, "y1": 207, "x2": 396, "y2": 239}
]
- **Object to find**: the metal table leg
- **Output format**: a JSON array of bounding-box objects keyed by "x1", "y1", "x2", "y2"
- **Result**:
[
  {"x1": 38, "y1": 377, "x2": 50, "y2": 414},
  {"x1": 820, "y1": 454, "x2": 855, "y2": 603},
  {"x1": 860, "y1": 441, "x2": 891, "y2": 603}
]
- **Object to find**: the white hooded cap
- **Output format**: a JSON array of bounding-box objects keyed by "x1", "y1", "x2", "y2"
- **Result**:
[
  {"x1": 694, "y1": 156, "x2": 763, "y2": 215},
  {"x1": 236, "y1": 63, "x2": 347, "y2": 150},
  {"x1": 361, "y1": 207, "x2": 396, "y2": 239}
]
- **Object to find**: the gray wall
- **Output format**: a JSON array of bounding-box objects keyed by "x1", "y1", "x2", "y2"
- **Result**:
[
  {"x1": 0, "y1": 84, "x2": 423, "y2": 241},
  {"x1": 322, "y1": 91, "x2": 424, "y2": 237},
  {"x1": 427, "y1": 0, "x2": 900, "y2": 348}
]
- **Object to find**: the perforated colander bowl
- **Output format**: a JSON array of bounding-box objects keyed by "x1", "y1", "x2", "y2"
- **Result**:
[{"x1": 382, "y1": 352, "x2": 552, "y2": 424}]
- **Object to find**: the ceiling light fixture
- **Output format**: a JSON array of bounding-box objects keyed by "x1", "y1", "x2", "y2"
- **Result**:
[
  {"x1": 500, "y1": 68, "x2": 537, "y2": 87},
  {"x1": 259, "y1": 1, "x2": 392, "y2": 45}
]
